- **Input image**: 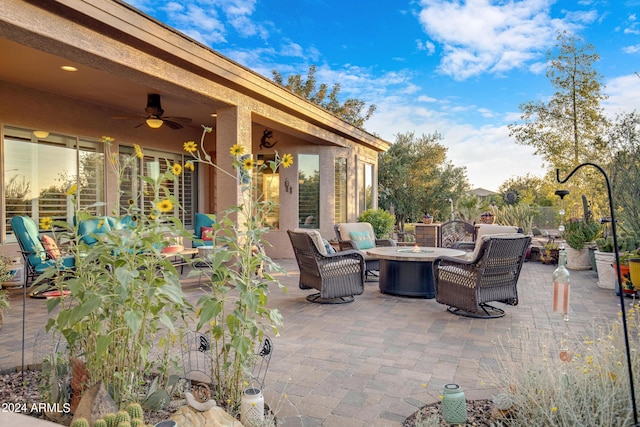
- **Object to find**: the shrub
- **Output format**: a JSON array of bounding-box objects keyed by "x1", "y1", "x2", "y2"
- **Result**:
[
  {"x1": 357, "y1": 209, "x2": 396, "y2": 239},
  {"x1": 490, "y1": 310, "x2": 640, "y2": 426}
]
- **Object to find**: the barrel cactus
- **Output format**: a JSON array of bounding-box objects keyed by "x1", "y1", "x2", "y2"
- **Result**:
[
  {"x1": 94, "y1": 419, "x2": 108, "y2": 427},
  {"x1": 71, "y1": 418, "x2": 90, "y2": 427},
  {"x1": 126, "y1": 402, "x2": 144, "y2": 420},
  {"x1": 104, "y1": 413, "x2": 117, "y2": 427},
  {"x1": 115, "y1": 410, "x2": 131, "y2": 426},
  {"x1": 117, "y1": 422, "x2": 131, "y2": 427},
  {"x1": 130, "y1": 419, "x2": 146, "y2": 427}
]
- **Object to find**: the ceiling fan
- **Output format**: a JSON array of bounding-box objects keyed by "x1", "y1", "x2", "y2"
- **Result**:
[{"x1": 113, "y1": 94, "x2": 192, "y2": 130}]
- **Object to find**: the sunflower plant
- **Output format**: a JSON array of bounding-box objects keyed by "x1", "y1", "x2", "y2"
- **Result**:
[
  {"x1": 184, "y1": 126, "x2": 291, "y2": 414},
  {"x1": 44, "y1": 137, "x2": 192, "y2": 409}
]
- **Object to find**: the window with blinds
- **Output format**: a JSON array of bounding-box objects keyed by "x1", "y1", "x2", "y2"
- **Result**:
[
  {"x1": 257, "y1": 154, "x2": 280, "y2": 229},
  {"x1": 298, "y1": 154, "x2": 320, "y2": 228},
  {"x1": 119, "y1": 146, "x2": 194, "y2": 227},
  {"x1": 358, "y1": 161, "x2": 374, "y2": 214},
  {"x1": 2, "y1": 126, "x2": 104, "y2": 240}
]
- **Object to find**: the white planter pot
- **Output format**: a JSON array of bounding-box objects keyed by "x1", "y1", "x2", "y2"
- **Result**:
[
  {"x1": 594, "y1": 251, "x2": 616, "y2": 289},
  {"x1": 565, "y1": 244, "x2": 592, "y2": 270}
]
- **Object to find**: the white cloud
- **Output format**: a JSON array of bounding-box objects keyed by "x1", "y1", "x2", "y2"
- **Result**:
[
  {"x1": 603, "y1": 73, "x2": 640, "y2": 118},
  {"x1": 416, "y1": 0, "x2": 596, "y2": 80},
  {"x1": 364, "y1": 92, "x2": 545, "y2": 191},
  {"x1": 623, "y1": 44, "x2": 640, "y2": 54},
  {"x1": 416, "y1": 39, "x2": 436, "y2": 55}
]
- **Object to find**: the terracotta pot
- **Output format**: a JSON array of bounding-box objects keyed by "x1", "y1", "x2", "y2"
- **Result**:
[{"x1": 614, "y1": 263, "x2": 634, "y2": 293}]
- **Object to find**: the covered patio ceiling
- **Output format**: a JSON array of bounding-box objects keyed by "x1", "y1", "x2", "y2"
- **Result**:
[{"x1": 0, "y1": 37, "x2": 224, "y2": 133}]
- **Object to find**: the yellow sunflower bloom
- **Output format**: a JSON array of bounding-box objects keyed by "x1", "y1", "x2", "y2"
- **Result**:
[
  {"x1": 230, "y1": 144, "x2": 244, "y2": 156},
  {"x1": 133, "y1": 143, "x2": 144, "y2": 159},
  {"x1": 183, "y1": 140, "x2": 197, "y2": 153},
  {"x1": 242, "y1": 156, "x2": 255, "y2": 171},
  {"x1": 100, "y1": 136, "x2": 114, "y2": 144},
  {"x1": 281, "y1": 153, "x2": 293, "y2": 168},
  {"x1": 65, "y1": 184, "x2": 78, "y2": 196},
  {"x1": 39, "y1": 217, "x2": 53, "y2": 230},
  {"x1": 184, "y1": 161, "x2": 195, "y2": 171},
  {"x1": 172, "y1": 163, "x2": 182, "y2": 176},
  {"x1": 157, "y1": 199, "x2": 174, "y2": 213}
]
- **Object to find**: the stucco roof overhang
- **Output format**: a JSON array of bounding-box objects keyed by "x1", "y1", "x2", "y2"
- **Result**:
[{"x1": 0, "y1": 0, "x2": 390, "y2": 152}]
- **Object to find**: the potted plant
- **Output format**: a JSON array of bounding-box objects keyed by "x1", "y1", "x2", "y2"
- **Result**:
[
  {"x1": 614, "y1": 251, "x2": 640, "y2": 295},
  {"x1": 421, "y1": 213, "x2": 433, "y2": 224},
  {"x1": 539, "y1": 241, "x2": 559, "y2": 265},
  {"x1": 563, "y1": 218, "x2": 601, "y2": 270}
]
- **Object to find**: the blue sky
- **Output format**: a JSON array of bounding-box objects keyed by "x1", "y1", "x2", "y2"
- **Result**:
[{"x1": 127, "y1": 0, "x2": 640, "y2": 191}]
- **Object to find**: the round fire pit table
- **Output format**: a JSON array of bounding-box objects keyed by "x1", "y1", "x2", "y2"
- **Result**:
[{"x1": 366, "y1": 246, "x2": 466, "y2": 298}]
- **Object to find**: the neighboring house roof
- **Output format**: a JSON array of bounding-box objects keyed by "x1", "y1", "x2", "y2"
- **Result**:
[{"x1": 469, "y1": 188, "x2": 498, "y2": 197}]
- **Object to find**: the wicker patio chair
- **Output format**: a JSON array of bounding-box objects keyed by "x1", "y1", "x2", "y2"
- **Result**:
[
  {"x1": 287, "y1": 229, "x2": 365, "y2": 304},
  {"x1": 439, "y1": 220, "x2": 475, "y2": 248},
  {"x1": 433, "y1": 234, "x2": 531, "y2": 318},
  {"x1": 334, "y1": 222, "x2": 396, "y2": 279}
]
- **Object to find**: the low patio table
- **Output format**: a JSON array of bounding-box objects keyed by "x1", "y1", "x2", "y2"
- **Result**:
[{"x1": 366, "y1": 246, "x2": 465, "y2": 298}]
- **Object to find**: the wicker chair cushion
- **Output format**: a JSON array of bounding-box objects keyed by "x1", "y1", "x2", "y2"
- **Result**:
[
  {"x1": 467, "y1": 232, "x2": 525, "y2": 261},
  {"x1": 293, "y1": 228, "x2": 328, "y2": 255},
  {"x1": 336, "y1": 223, "x2": 376, "y2": 242}
]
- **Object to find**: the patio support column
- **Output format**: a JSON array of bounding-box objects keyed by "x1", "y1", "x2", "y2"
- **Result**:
[{"x1": 214, "y1": 105, "x2": 252, "y2": 214}]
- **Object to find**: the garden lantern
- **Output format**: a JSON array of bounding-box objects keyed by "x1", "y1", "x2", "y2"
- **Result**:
[{"x1": 442, "y1": 383, "x2": 467, "y2": 424}]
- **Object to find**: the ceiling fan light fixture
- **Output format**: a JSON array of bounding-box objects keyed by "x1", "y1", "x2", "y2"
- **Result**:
[
  {"x1": 33, "y1": 130, "x2": 50, "y2": 139},
  {"x1": 146, "y1": 118, "x2": 164, "y2": 129}
]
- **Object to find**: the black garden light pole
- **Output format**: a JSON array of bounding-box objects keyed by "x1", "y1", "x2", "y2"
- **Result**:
[{"x1": 556, "y1": 163, "x2": 638, "y2": 426}]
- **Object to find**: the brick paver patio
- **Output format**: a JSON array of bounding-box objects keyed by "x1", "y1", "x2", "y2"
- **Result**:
[{"x1": 0, "y1": 258, "x2": 624, "y2": 426}]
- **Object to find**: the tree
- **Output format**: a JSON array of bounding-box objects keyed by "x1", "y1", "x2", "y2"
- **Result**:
[
  {"x1": 272, "y1": 65, "x2": 376, "y2": 128},
  {"x1": 508, "y1": 31, "x2": 610, "y2": 219},
  {"x1": 498, "y1": 174, "x2": 555, "y2": 207},
  {"x1": 609, "y1": 111, "x2": 640, "y2": 233},
  {"x1": 378, "y1": 132, "x2": 468, "y2": 230}
]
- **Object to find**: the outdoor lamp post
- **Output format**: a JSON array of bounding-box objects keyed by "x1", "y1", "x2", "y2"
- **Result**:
[{"x1": 556, "y1": 163, "x2": 638, "y2": 426}]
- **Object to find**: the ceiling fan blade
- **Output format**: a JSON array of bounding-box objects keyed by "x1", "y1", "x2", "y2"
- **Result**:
[
  {"x1": 112, "y1": 115, "x2": 144, "y2": 120},
  {"x1": 163, "y1": 120, "x2": 183, "y2": 130},
  {"x1": 163, "y1": 116, "x2": 192, "y2": 124},
  {"x1": 134, "y1": 122, "x2": 145, "y2": 128}
]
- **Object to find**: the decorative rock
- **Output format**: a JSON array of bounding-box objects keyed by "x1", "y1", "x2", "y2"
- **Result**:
[
  {"x1": 71, "y1": 380, "x2": 118, "y2": 426},
  {"x1": 185, "y1": 391, "x2": 217, "y2": 411},
  {"x1": 170, "y1": 405, "x2": 243, "y2": 427}
]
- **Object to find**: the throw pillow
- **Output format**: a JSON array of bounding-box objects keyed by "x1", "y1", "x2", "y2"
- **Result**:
[
  {"x1": 349, "y1": 230, "x2": 375, "y2": 250},
  {"x1": 323, "y1": 238, "x2": 336, "y2": 254},
  {"x1": 201, "y1": 226, "x2": 214, "y2": 241},
  {"x1": 40, "y1": 235, "x2": 61, "y2": 259}
]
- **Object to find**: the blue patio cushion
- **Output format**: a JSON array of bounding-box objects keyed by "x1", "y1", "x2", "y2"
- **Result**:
[
  {"x1": 78, "y1": 216, "x2": 115, "y2": 246},
  {"x1": 11, "y1": 216, "x2": 75, "y2": 272},
  {"x1": 115, "y1": 215, "x2": 137, "y2": 230},
  {"x1": 11, "y1": 216, "x2": 47, "y2": 267},
  {"x1": 34, "y1": 256, "x2": 75, "y2": 273},
  {"x1": 193, "y1": 213, "x2": 216, "y2": 248}
]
